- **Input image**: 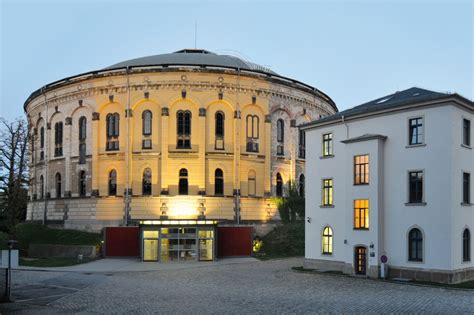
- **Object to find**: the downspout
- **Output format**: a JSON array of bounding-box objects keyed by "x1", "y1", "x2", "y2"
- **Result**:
[
  {"x1": 124, "y1": 67, "x2": 131, "y2": 226},
  {"x1": 342, "y1": 115, "x2": 349, "y2": 139},
  {"x1": 42, "y1": 87, "x2": 48, "y2": 225}
]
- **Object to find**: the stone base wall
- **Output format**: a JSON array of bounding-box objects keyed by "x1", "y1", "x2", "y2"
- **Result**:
[
  {"x1": 388, "y1": 265, "x2": 474, "y2": 284},
  {"x1": 304, "y1": 258, "x2": 347, "y2": 273}
]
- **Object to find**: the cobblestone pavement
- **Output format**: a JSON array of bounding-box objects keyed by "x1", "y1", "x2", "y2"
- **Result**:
[{"x1": 2, "y1": 258, "x2": 473, "y2": 314}]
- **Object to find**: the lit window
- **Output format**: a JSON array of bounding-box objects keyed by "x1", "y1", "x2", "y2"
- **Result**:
[
  {"x1": 463, "y1": 119, "x2": 471, "y2": 146},
  {"x1": 322, "y1": 226, "x2": 333, "y2": 254},
  {"x1": 408, "y1": 228, "x2": 423, "y2": 262},
  {"x1": 408, "y1": 171, "x2": 423, "y2": 203},
  {"x1": 322, "y1": 179, "x2": 333, "y2": 206},
  {"x1": 354, "y1": 200, "x2": 369, "y2": 229},
  {"x1": 354, "y1": 155, "x2": 369, "y2": 185},
  {"x1": 463, "y1": 173, "x2": 471, "y2": 204},
  {"x1": 463, "y1": 229, "x2": 471, "y2": 262},
  {"x1": 409, "y1": 117, "x2": 423, "y2": 145},
  {"x1": 322, "y1": 133, "x2": 333, "y2": 156}
]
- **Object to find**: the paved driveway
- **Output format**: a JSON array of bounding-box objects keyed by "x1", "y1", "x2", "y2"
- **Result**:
[{"x1": 2, "y1": 258, "x2": 473, "y2": 314}]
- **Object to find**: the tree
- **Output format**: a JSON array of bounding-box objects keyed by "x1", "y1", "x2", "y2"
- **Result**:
[
  {"x1": 272, "y1": 180, "x2": 305, "y2": 224},
  {"x1": 0, "y1": 118, "x2": 29, "y2": 233}
]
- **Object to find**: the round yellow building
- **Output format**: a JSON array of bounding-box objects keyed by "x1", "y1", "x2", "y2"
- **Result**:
[{"x1": 25, "y1": 49, "x2": 337, "y2": 232}]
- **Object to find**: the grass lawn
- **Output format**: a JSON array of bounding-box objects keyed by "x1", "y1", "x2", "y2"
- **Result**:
[{"x1": 20, "y1": 257, "x2": 98, "y2": 267}]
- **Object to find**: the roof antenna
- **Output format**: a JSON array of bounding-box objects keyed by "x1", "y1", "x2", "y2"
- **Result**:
[{"x1": 194, "y1": 20, "x2": 197, "y2": 49}]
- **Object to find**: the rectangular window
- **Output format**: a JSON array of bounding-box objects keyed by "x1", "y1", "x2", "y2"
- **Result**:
[
  {"x1": 354, "y1": 200, "x2": 369, "y2": 229},
  {"x1": 463, "y1": 172, "x2": 470, "y2": 204},
  {"x1": 354, "y1": 155, "x2": 369, "y2": 185},
  {"x1": 409, "y1": 117, "x2": 423, "y2": 145},
  {"x1": 322, "y1": 133, "x2": 333, "y2": 156},
  {"x1": 408, "y1": 171, "x2": 424, "y2": 203},
  {"x1": 463, "y1": 119, "x2": 471, "y2": 146},
  {"x1": 298, "y1": 130, "x2": 305, "y2": 159},
  {"x1": 322, "y1": 179, "x2": 333, "y2": 206}
]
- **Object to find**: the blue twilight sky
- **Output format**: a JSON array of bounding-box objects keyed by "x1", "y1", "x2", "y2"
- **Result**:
[{"x1": 1, "y1": 0, "x2": 472, "y2": 121}]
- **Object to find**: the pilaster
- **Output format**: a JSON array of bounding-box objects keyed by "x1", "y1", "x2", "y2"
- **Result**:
[{"x1": 160, "y1": 107, "x2": 169, "y2": 193}]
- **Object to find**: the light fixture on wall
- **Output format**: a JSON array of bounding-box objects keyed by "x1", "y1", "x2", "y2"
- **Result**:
[
  {"x1": 306, "y1": 217, "x2": 311, "y2": 223},
  {"x1": 266, "y1": 203, "x2": 272, "y2": 219},
  {"x1": 160, "y1": 202, "x2": 168, "y2": 219},
  {"x1": 197, "y1": 198, "x2": 206, "y2": 219}
]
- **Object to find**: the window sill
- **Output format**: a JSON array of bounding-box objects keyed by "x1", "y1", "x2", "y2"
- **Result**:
[
  {"x1": 407, "y1": 260, "x2": 424, "y2": 264},
  {"x1": 405, "y1": 202, "x2": 427, "y2": 206},
  {"x1": 405, "y1": 143, "x2": 426, "y2": 148},
  {"x1": 321, "y1": 253, "x2": 333, "y2": 256},
  {"x1": 354, "y1": 183, "x2": 369, "y2": 186},
  {"x1": 320, "y1": 205, "x2": 335, "y2": 208},
  {"x1": 461, "y1": 144, "x2": 472, "y2": 150},
  {"x1": 460, "y1": 202, "x2": 473, "y2": 206},
  {"x1": 353, "y1": 228, "x2": 369, "y2": 231},
  {"x1": 320, "y1": 155, "x2": 334, "y2": 159}
]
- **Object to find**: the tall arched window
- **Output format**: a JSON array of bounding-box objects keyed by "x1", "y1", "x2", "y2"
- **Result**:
[
  {"x1": 177, "y1": 111, "x2": 191, "y2": 148},
  {"x1": 408, "y1": 228, "x2": 423, "y2": 262},
  {"x1": 40, "y1": 175, "x2": 44, "y2": 199},
  {"x1": 54, "y1": 122, "x2": 63, "y2": 156},
  {"x1": 246, "y1": 115, "x2": 259, "y2": 152},
  {"x1": 248, "y1": 170, "x2": 256, "y2": 196},
  {"x1": 142, "y1": 168, "x2": 152, "y2": 195},
  {"x1": 106, "y1": 113, "x2": 120, "y2": 150},
  {"x1": 79, "y1": 171, "x2": 86, "y2": 196},
  {"x1": 179, "y1": 168, "x2": 188, "y2": 195},
  {"x1": 276, "y1": 173, "x2": 283, "y2": 197},
  {"x1": 142, "y1": 110, "x2": 153, "y2": 149},
  {"x1": 463, "y1": 229, "x2": 471, "y2": 262},
  {"x1": 215, "y1": 111, "x2": 225, "y2": 150},
  {"x1": 322, "y1": 226, "x2": 333, "y2": 254},
  {"x1": 276, "y1": 119, "x2": 284, "y2": 156},
  {"x1": 215, "y1": 168, "x2": 224, "y2": 195},
  {"x1": 40, "y1": 126, "x2": 45, "y2": 160},
  {"x1": 79, "y1": 116, "x2": 87, "y2": 164},
  {"x1": 108, "y1": 170, "x2": 117, "y2": 196},
  {"x1": 299, "y1": 174, "x2": 305, "y2": 197},
  {"x1": 55, "y1": 173, "x2": 61, "y2": 198}
]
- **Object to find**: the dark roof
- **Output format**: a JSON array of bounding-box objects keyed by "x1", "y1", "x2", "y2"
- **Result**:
[
  {"x1": 105, "y1": 49, "x2": 278, "y2": 75},
  {"x1": 301, "y1": 87, "x2": 472, "y2": 129}
]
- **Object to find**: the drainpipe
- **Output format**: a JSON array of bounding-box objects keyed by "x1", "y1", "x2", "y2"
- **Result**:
[
  {"x1": 342, "y1": 115, "x2": 349, "y2": 139},
  {"x1": 124, "y1": 67, "x2": 131, "y2": 226},
  {"x1": 42, "y1": 87, "x2": 48, "y2": 225}
]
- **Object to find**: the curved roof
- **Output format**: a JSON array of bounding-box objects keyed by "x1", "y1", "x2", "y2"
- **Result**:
[{"x1": 105, "y1": 49, "x2": 278, "y2": 75}]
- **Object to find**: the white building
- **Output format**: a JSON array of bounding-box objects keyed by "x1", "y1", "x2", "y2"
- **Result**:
[{"x1": 301, "y1": 87, "x2": 473, "y2": 283}]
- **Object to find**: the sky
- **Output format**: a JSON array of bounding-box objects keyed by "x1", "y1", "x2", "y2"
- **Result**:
[{"x1": 0, "y1": 0, "x2": 472, "y2": 121}]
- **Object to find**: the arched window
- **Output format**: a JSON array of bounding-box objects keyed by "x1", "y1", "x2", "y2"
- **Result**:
[
  {"x1": 215, "y1": 112, "x2": 225, "y2": 150},
  {"x1": 40, "y1": 175, "x2": 44, "y2": 199},
  {"x1": 179, "y1": 168, "x2": 188, "y2": 195},
  {"x1": 276, "y1": 119, "x2": 284, "y2": 156},
  {"x1": 248, "y1": 170, "x2": 256, "y2": 196},
  {"x1": 79, "y1": 117, "x2": 87, "y2": 164},
  {"x1": 322, "y1": 226, "x2": 333, "y2": 254},
  {"x1": 177, "y1": 111, "x2": 191, "y2": 149},
  {"x1": 55, "y1": 173, "x2": 61, "y2": 198},
  {"x1": 106, "y1": 113, "x2": 120, "y2": 150},
  {"x1": 276, "y1": 173, "x2": 283, "y2": 197},
  {"x1": 108, "y1": 170, "x2": 117, "y2": 196},
  {"x1": 142, "y1": 110, "x2": 153, "y2": 149},
  {"x1": 463, "y1": 229, "x2": 471, "y2": 262},
  {"x1": 408, "y1": 228, "x2": 423, "y2": 262},
  {"x1": 79, "y1": 171, "x2": 86, "y2": 196},
  {"x1": 54, "y1": 122, "x2": 63, "y2": 156},
  {"x1": 215, "y1": 168, "x2": 224, "y2": 195},
  {"x1": 40, "y1": 126, "x2": 45, "y2": 160},
  {"x1": 246, "y1": 115, "x2": 259, "y2": 152},
  {"x1": 299, "y1": 174, "x2": 305, "y2": 197},
  {"x1": 142, "y1": 168, "x2": 152, "y2": 195}
]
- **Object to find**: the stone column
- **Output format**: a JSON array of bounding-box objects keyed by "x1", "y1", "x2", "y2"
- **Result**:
[
  {"x1": 64, "y1": 117, "x2": 73, "y2": 197},
  {"x1": 198, "y1": 108, "x2": 206, "y2": 195},
  {"x1": 264, "y1": 114, "x2": 272, "y2": 195},
  {"x1": 91, "y1": 112, "x2": 100, "y2": 196}
]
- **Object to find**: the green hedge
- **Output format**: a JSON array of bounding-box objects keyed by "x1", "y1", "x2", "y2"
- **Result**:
[
  {"x1": 258, "y1": 222, "x2": 304, "y2": 258},
  {"x1": 14, "y1": 223, "x2": 102, "y2": 250}
]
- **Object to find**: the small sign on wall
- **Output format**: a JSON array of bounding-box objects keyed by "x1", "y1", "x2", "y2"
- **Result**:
[{"x1": 0, "y1": 250, "x2": 19, "y2": 268}]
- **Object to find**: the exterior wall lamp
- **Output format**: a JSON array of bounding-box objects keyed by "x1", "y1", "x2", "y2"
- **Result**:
[
  {"x1": 198, "y1": 198, "x2": 206, "y2": 219},
  {"x1": 160, "y1": 202, "x2": 168, "y2": 219}
]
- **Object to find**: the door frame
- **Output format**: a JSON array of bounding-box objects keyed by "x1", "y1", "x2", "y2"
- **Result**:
[{"x1": 354, "y1": 245, "x2": 367, "y2": 275}]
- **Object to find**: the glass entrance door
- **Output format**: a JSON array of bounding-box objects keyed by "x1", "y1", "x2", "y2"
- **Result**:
[
  {"x1": 143, "y1": 230, "x2": 159, "y2": 261},
  {"x1": 160, "y1": 227, "x2": 197, "y2": 262},
  {"x1": 198, "y1": 229, "x2": 214, "y2": 261}
]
